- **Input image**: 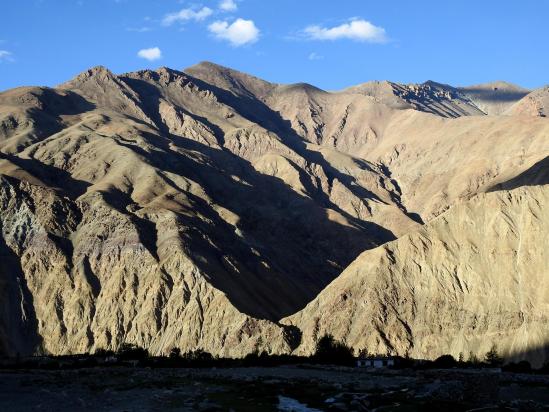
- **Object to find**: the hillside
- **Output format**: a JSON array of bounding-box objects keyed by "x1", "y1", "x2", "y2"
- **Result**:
[
  {"x1": 283, "y1": 186, "x2": 549, "y2": 367},
  {"x1": 0, "y1": 62, "x2": 547, "y2": 361}
]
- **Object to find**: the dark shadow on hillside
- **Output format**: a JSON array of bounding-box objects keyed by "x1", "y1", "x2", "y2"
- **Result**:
[
  {"x1": 107, "y1": 70, "x2": 401, "y2": 319},
  {"x1": 505, "y1": 342, "x2": 549, "y2": 368},
  {"x1": 4, "y1": 70, "x2": 397, "y2": 322},
  {"x1": 140, "y1": 134, "x2": 395, "y2": 318},
  {"x1": 36, "y1": 88, "x2": 96, "y2": 115},
  {"x1": 459, "y1": 87, "x2": 529, "y2": 103},
  {"x1": 180, "y1": 71, "x2": 417, "y2": 229},
  {"x1": 2, "y1": 89, "x2": 96, "y2": 152},
  {"x1": 0, "y1": 222, "x2": 43, "y2": 357},
  {"x1": 488, "y1": 156, "x2": 549, "y2": 192},
  {"x1": 123, "y1": 69, "x2": 397, "y2": 235},
  {"x1": 100, "y1": 188, "x2": 160, "y2": 262},
  {"x1": 104, "y1": 127, "x2": 394, "y2": 319},
  {"x1": 0, "y1": 152, "x2": 90, "y2": 199},
  {"x1": 119, "y1": 74, "x2": 226, "y2": 145}
]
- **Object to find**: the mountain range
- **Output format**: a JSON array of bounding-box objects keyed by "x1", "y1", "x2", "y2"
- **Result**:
[{"x1": 0, "y1": 62, "x2": 547, "y2": 365}]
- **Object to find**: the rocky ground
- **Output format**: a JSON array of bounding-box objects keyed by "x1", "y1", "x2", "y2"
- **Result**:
[{"x1": 1, "y1": 366, "x2": 548, "y2": 411}]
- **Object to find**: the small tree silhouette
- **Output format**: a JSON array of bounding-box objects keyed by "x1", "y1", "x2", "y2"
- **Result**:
[
  {"x1": 169, "y1": 347, "x2": 181, "y2": 359},
  {"x1": 484, "y1": 344, "x2": 503, "y2": 367},
  {"x1": 314, "y1": 334, "x2": 354, "y2": 365},
  {"x1": 468, "y1": 351, "x2": 480, "y2": 365},
  {"x1": 118, "y1": 343, "x2": 148, "y2": 360},
  {"x1": 183, "y1": 349, "x2": 214, "y2": 365},
  {"x1": 94, "y1": 348, "x2": 115, "y2": 357}
]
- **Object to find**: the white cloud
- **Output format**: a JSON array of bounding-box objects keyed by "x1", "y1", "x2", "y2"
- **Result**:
[
  {"x1": 303, "y1": 19, "x2": 387, "y2": 43},
  {"x1": 0, "y1": 50, "x2": 14, "y2": 62},
  {"x1": 308, "y1": 52, "x2": 323, "y2": 61},
  {"x1": 137, "y1": 47, "x2": 162, "y2": 61},
  {"x1": 208, "y1": 18, "x2": 259, "y2": 46},
  {"x1": 219, "y1": 0, "x2": 237, "y2": 12},
  {"x1": 162, "y1": 7, "x2": 213, "y2": 26}
]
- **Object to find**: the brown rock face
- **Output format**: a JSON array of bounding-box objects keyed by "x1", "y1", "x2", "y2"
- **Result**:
[
  {"x1": 0, "y1": 62, "x2": 547, "y2": 363},
  {"x1": 283, "y1": 186, "x2": 549, "y2": 367}
]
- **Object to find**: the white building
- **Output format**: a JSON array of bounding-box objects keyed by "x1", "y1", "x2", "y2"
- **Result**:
[{"x1": 357, "y1": 357, "x2": 396, "y2": 368}]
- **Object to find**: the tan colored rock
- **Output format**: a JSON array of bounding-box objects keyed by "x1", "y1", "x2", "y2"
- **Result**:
[
  {"x1": 283, "y1": 186, "x2": 549, "y2": 366},
  {"x1": 506, "y1": 85, "x2": 549, "y2": 117},
  {"x1": 366, "y1": 110, "x2": 549, "y2": 220}
]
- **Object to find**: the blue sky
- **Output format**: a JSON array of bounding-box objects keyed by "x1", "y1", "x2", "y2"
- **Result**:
[{"x1": 1, "y1": 0, "x2": 548, "y2": 91}]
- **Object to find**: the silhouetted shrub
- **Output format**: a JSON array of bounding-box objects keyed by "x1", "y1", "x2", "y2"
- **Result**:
[
  {"x1": 243, "y1": 350, "x2": 265, "y2": 366},
  {"x1": 433, "y1": 354, "x2": 458, "y2": 369},
  {"x1": 184, "y1": 349, "x2": 213, "y2": 361},
  {"x1": 484, "y1": 344, "x2": 503, "y2": 367},
  {"x1": 180, "y1": 349, "x2": 215, "y2": 366},
  {"x1": 117, "y1": 343, "x2": 149, "y2": 360},
  {"x1": 357, "y1": 348, "x2": 370, "y2": 358},
  {"x1": 94, "y1": 348, "x2": 115, "y2": 357},
  {"x1": 169, "y1": 347, "x2": 181, "y2": 359},
  {"x1": 467, "y1": 351, "x2": 481, "y2": 366},
  {"x1": 313, "y1": 334, "x2": 354, "y2": 366}
]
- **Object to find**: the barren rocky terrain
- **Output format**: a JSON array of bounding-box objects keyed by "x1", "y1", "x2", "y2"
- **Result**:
[
  {"x1": 2, "y1": 366, "x2": 549, "y2": 411},
  {"x1": 0, "y1": 62, "x2": 548, "y2": 364}
]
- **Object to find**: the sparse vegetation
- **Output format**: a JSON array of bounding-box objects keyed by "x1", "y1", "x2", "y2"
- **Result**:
[
  {"x1": 468, "y1": 351, "x2": 480, "y2": 365},
  {"x1": 313, "y1": 334, "x2": 355, "y2": 366},
  {"x1": 169, "y1": 347, "x2": 181, "y2": 359},
  {"x1": 484, "y1": 344, "x2": 504, "y2": 367},
  {"x1": 94, "y1": 348, "x2": 115, "y2": 357},
  {"x1": 117, "y1": 343, "x2": 149, "y2": 361},
  {"x1": 1, "y1": 342, "x2": 547, "y2": 374},
  {"x1": 433, "y1": 354, "x2": 457, "y2": 368}
]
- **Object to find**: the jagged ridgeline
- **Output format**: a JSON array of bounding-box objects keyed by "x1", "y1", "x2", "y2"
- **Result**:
[{"x1": 0, "y1": 62, "x2": 548, "y2": 365}]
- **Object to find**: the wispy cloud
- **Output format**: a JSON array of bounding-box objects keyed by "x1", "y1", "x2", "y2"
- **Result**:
[
  {"x1": 137, "y1": 47, "x2": 162, "y2": 61},
  {"x1": 0, "y1": 50, "x2": 14, "y2": 63},
  {"x1": 302, "y1": 19, "x2": 387, "y2": 43},
  {"x1": 308, "y1": 52, "x2": 324, "y2": 61},
  {"x1": 208, "y1": 18, "x2": 259, "y2": 46},
  {"x1": 219, "y1": 0, "x2": 237, "y2": 12},
  {"x1": 126, "y1": 27, "x2": 151, "y2": 33},
  {"x1": 162, "y1": 7, "x2": 213, "y2": 26}
]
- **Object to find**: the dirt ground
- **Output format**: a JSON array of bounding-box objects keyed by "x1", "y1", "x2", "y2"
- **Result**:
[{"x1": 1, "y1": 366, "x2": 548, "y2": 411}]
